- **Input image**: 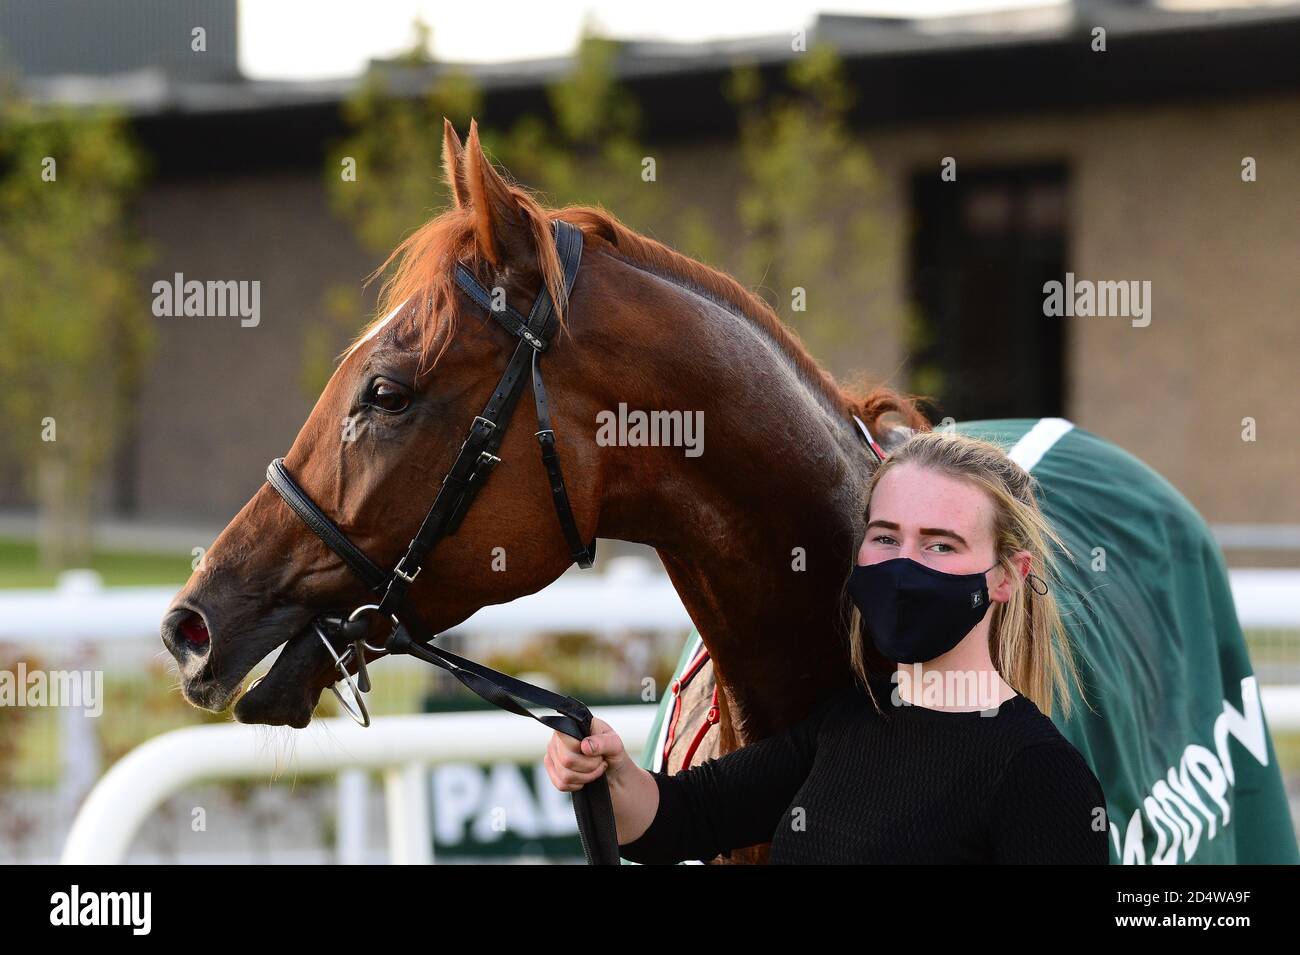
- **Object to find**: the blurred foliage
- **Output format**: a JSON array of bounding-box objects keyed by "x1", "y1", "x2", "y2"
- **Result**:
[
  {"x1": 326, "y1": 70, "x2": 479, "y2": 256},
  {"x1": 0, "y1": 95, "x2": 152, "y2": 569},
  {"x1": 494, "y1": 29, "x2": 648, "y2": 220},
  {"x1": 481, "y1": 631, "x2": 626, "y2": 698},
  {"x1": 491, "y1": 24, "x2": 722, "y2": 279},
  {"x1": 312, "y1": 27, "x2": 900, "y2": 392},
  {"x1": 309, "y1": 23, "x2": 668, "y2": 396},
  {"x1": 95, "y1": 657, "x2": 228, "y2": 773},
  {"x1": 308, "y1": 20, "x2": 480, "y2": 396},
  {"x1": 728, "y1": 43, "x2": 895, "y2": 362},
  {"x1": 0, "y1": 650, "x2": 35, "y2": 852}
]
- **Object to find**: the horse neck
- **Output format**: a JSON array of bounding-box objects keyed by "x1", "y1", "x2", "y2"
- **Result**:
[{"x1": 580, "y1": 250, "x2": 873, "y2": 741}]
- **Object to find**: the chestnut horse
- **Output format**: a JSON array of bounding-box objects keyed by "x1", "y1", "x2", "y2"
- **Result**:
[{"x1": 160, "y1": 120, "x2": 926, "y2": 864}]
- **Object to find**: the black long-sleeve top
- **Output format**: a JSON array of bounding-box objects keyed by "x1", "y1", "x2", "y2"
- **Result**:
[{"x1": 619, "y1": 672, "x2": 1110, "y2": 864}]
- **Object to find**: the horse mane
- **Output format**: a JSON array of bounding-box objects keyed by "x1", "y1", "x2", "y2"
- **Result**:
[{"x1": 351, "y1": 189, "x2": 929, "y2": 436}]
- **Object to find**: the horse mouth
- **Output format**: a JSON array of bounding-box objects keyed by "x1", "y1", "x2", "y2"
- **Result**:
[
  {"x1": 164, "y1": 599, "x2": 375, "y2": 729},
  {"x1": 231, "y1": 624, "x2": 341, "y2": 728}
]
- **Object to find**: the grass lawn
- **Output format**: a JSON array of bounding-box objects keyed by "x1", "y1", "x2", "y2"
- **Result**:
[{"x1": 0, "y1": 536, "x2": 193, "y2": 589}]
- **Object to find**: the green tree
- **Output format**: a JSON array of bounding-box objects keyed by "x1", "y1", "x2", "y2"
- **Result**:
[
  {"x1": 313, "y1": 24, "x2": 678, "y2": 395},
  {"x1": 494, "y1": 27, "x2": 722, "y2": 265},
  {"x1": 318, "y1": 27, "x2": 900, "y2": 396},
  {"x1": 495, "y1": 30, "x2": 645, "y2": 215},
  {"x1": 728, "y1": 44, "x2": 900, "y2": 365},
  {"x1": 0, "y1": 97, "x2": 151, "y2": 569},
  {"x1": 310, "y1": 21, "x2": 480, "y2": 395}
]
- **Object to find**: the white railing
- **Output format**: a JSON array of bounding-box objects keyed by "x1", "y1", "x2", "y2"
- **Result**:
[
  {"x1": 55, "y1": 688, "x2": 1300, "y2": 864},
  {"x1": 1211, "y1": 523, "x2": 1300, "y2": 551},
  {"x1": 0, "y1": 557, "x2": 694, "y2": 647},
  {"x1": 0, "y1": 556, "x2": 692, "y2": 864},
  {"x1": 60, "y1": 705, "x2": 658, "y2": 864},
  {"x1": 5, "y1": 562, "x2": 1295, "y2": 864},
  {"x1": 4, "y1": 567, "x2": 1295, "y2": 648},
  {"x1": 1220, "y1": 569, "x2": 1300, "y2": 628}
]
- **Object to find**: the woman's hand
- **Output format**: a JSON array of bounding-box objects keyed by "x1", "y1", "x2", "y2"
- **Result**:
[{"x1": 545, "y1": 716, "x2": 632, "y2": 792}]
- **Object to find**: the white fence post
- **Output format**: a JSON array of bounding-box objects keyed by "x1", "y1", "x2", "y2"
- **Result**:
[
  {"x1": 384, "y1": 762, "x2": 433, "y2": 865},
  {"x1": 336, "y1": 770, "x2": 369, "y2": 865}
]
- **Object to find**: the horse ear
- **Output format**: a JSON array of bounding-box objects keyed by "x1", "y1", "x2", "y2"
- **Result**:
[
  {"x1": 441, "y1": 119, "x2": 469, "y2": 208},
  {"x1": 463, "y1": 118, "x2": 529, "y2": 268}
]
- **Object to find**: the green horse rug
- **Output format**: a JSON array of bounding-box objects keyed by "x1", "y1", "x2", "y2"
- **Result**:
[{"x1": 635, "y1": 418, "x2": 1298, "y2": 864}]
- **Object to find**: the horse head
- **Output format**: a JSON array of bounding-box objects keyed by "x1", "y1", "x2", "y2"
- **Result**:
[{"x1": 161, "y1": 121, "x2": 606, "y2": 727}]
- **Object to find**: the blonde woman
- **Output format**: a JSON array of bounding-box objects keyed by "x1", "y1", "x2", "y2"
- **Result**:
[{"x1": 545, "y1": 431, "x2": 1110, "y2": 864}]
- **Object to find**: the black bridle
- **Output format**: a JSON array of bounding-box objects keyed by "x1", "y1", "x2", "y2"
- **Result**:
[{"x1": 264, "y1": 220, "x2": 620, "y2": 864}]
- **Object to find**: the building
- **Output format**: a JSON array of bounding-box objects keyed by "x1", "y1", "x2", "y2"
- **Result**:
[{"x1": 2, "y1": 0, "x2": 1297, "y2": 543}]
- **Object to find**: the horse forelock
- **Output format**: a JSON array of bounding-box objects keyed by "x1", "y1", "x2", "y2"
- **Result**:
[{"x1": 342, "y1": 191, "x2": 568, "y2": 380}]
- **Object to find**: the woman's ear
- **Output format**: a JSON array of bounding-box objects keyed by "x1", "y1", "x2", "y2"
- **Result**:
[{"x1": 989, "y1": 550, "x2": 1032, "y2": 604}]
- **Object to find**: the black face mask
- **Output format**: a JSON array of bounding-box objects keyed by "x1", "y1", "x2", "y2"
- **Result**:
[{"x1": 848, "y1": 557, "x2": 998, "y2": 664}]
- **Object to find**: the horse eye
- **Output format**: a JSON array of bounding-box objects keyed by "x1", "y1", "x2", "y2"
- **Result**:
[{"x1": 365, "y1": 378, "x2": 410, "y2": 414}]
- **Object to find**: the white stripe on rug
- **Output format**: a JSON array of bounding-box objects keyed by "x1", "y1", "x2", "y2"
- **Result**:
[{"x1": 1007, "y1": 417, "x2": 1075, "y2": 472}]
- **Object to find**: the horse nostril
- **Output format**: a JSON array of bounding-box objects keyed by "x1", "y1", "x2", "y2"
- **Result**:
[{"x1": 179, "y1": 611, "x2": 211, "y2": 649}]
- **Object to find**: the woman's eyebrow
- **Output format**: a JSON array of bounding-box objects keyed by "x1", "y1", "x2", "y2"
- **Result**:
[
  {"x1": 865, "y1": 519, "x2": 968, "y2": 546},
  {"x1": 920, "y1": 527, "x2": 968, "y2": 545}
]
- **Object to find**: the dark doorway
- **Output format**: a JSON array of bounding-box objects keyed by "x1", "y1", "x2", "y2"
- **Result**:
[{"x1": 908, "y1": 164, "x2": 1068, "y2": 422}]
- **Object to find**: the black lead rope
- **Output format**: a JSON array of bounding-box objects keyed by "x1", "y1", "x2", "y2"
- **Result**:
[
  {"x1": 383, "y1": 620, "x2": 619, "y2": 866},
  {"x1": 266, "y1": 221, "x2": 619, "y2": 865}
]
